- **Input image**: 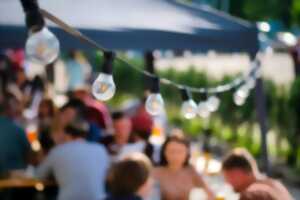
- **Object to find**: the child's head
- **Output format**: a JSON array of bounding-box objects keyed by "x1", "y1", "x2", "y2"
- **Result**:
[{"x1": 108, "y1": 154, "x2": 152, "y2": 198}]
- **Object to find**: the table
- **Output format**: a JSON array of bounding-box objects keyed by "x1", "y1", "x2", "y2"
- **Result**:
[{"x1": 0, "y1": 178, "x2": 55, "y2": 190}]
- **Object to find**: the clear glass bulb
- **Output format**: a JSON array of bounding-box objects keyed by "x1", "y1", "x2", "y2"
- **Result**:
[
  {"x1": 234, "y1": 91, "x2": 246, "y2": 106},
  {"x1": 198, "y1": 102, "x2": 210, "y2": 118},
  {"x1": 25, "y1": 27, "x2": 60, "y2": 65},
  {"x1": 236, "y1": 85, "x2": 249, "y2": 99},
  {"x1": 92, "y1": 73, "x2": 116, "y2": 101},
  {"x1": 145, "y1": 93, "x2": 164, "y2": 116},
  {"x1": 181, "y1": 99, "x2": 198, "y2": 119},
  {"x1": 207, "y1": 96, "x2": 220, "y2": 112}
]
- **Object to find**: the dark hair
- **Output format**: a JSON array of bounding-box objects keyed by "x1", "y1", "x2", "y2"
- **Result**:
[
  {"x1": 112, "y1": 111, "x2": 125, "y2": 121},
  {"x1": 31, "y1": 75, "x2": 45, "y2": 92},
  {"x1": 38, "y1": 98, "x2": 55, "y2": 118},
  {"x1": 108, "y1": 159, "x2": 150, "y2": 197},
  {"x1": 64, "y1": 119, "x2": 89, "y2": 138},
  {"x1": 61, "y1": 98, "x2": 86, "y2": 116},
  {"x1": 68, "y1": 50, "x2": 77, "y2": 59},
  {"x1": 132, "y1": 131, "x2": 150, "y2": 141},
  {"x1": 159, "y1": 134, "x2": 190, "y2": 167},
  {"x1": 0, "y1": 92, "x2": 20, "y2": 115},
  {"x1": 222, "y1": 148, "x2": 257, "y2": 173}
]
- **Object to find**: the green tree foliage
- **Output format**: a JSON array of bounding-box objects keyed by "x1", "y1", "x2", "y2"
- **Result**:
[
  {"x1": 229, "y1": 0, "x2": 295, "y2": 27},
  {"x1": 292, "y1": 0, "x2": 300, "y2": 28}
]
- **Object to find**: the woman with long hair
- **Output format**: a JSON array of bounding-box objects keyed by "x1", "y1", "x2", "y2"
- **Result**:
[{"x1": 153, "y1": 133, "x2": 215, "y2": 200}]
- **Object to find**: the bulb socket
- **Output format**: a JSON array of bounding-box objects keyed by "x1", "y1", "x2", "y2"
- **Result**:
[
  {"x1": 150, "y1": 76, "x2": 160, "y2": 93},
  {"x1": 144, "y1": 51, "x2": 155, "y2": 73},
  {"x1": 101, "y1": 51, "x2": 115, "y2": 74},
  {"x1": 20, "y1": 0, "x2": 45, "y2": 32},
  {"x1": 144, "y1": 51, "x2": 156, "y2": 91},
  {"x1": 180, "y1": 88, "x2": 191, "y2": 101}
]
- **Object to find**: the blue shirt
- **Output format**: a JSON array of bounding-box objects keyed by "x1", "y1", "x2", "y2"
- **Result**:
[
  {"x1": 0, "y1": 116, "x2": 30, "y2": 174},
  {"x1": 37, "y1": 140, "x2": 110, "y2": 200},
  {"x1": 105, "y1": 195, "x2": 142, "y2": 200}
]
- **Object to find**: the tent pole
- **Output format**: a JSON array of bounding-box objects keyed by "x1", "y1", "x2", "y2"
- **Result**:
[{"x1": 255, "y1": 75, "x2": 270, "y2": 175}]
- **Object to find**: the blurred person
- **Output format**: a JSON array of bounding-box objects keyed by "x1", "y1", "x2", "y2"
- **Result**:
[
  {"x1": 222, "y1": 148, "x2": 293, "y2": 200},
  {"x1": 100, "y1": 111, "x2": 132, "y2": 156},
  {"x1": 75, "y1": 50, "x2": 92, "y2": 82},
  {"x1": 106, "y1": 156, "x2": 153, "y2": 200},
  {"x1": 65, "y1": 50, "x2": 86, "y2": 91},
  {"x1": 71, "y1": 87, "x2": 112, "y2": 131},
  {"x1": 51, "y1": 98, "x2": 102, "y2": 144},
  {"x1": 118, "y1": 130, "x2": 154, "y2": 163},
  {"x1": 153, "y1": 134, "x2": 215, "y2": 200},
  {"x1": 38, "y1": 98, "x2": 56, "y2": 123},
  {"x1": 14, "y1": 68, "x2": 30, "y2": 94},
  {"x1": 239, "y1": 189, "x2": 277, "y2": 200},
  {"x1": 123, "y1": 95, "x2": 153, "y2": 134},
  {"x1": 0, "y1": 93, "x2": 31, "y2": 175},
  {"x1": 36, "y1": 118, "x2": 110, "y2": 200},
  {"x1": 0, "y1": 53, "x2": 13, "y2": 99},
  {"x1": 37, "y1": 98, "x2": 56, "y2": 154},
  {"x1": 130, "y1": 101, "x2": 153, "y2": 139}
]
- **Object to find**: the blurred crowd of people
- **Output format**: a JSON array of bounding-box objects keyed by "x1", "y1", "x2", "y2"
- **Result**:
[{"x1": 0, "y1": 49, "x2": 294, "y2": 200}]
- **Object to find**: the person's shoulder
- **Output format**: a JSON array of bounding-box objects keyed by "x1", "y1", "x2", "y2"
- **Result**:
[
  {"x1": 48, "y1": 143, "x2": 67, "y2": 154},
  {"x1": 246, "y1": 182, "x2": 274, "y2": 193},
  {"x1": 88, "y1": 142, "x2": 109, "y2": 155},
  {"x1": 90, "y1": 141, "x2": 106, "y2": 150},
  {"x1": 264, "y1": 178, "x2": 294, "y2": 200},
  {"x1": 240, "y1": 189, "x2": 278, "y2": 200},
  {"x1": 243, "y1": 180, "x2": 280, "y2": 200}
]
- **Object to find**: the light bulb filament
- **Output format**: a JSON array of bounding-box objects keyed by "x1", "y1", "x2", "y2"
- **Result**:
[{"x1": 99, "y1": 83, "x2": 109, "y2": 93}]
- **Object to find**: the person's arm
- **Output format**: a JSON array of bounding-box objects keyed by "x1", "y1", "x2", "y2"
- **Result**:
[{"x1": 190, "y1": 166, "x2": 215, "y2": 200}]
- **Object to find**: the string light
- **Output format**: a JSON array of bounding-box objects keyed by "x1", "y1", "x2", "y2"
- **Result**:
[
  {"x1": 26, "y1": 27, "x2": 59, "y2": 65},
  {"x1": 206, "y1": 95, "x2": 220, "y2": 112},
  {"x1": 33, "y1": 9, "x2": 261, "y2": 114},
  {"x1": 21, "y1": 0, "x2": 59, "y2": 65},
  {"x1": 145, "y1": 76, "x2": 165, "y2": 116},
  {"x1": 92, "y1": 51, "x2": 116, "y2": 101},
  {"x1": 198, "y1": 101, "x2": 210, "y2": 118},
  {"x1": 180, "y1": 88, "x2": 198, "y2": 119},
  {"x1": 233, "y1": 84, "x2": 250, "y2": 106}
]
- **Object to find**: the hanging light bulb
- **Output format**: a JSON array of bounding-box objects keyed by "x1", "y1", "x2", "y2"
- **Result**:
[
  {"x1": 26, "y1": 27, "x2": 60, "y2": 65},
  {"x1": 146, "y1": 93, "x2": 165, "y2": 116},
  {"x1": 234, "y1": 91, "x2": 246, "y2": 106},
  {"x1": 198, "y1": 102, "x2": 210, "y2": 118},
  {"x1": 180, "y1": 88, "x2": 197, "y2": 119},
  {"x1": 236, "y1": 85, "x2": 249, "y2": 99},
  {"x1": 20, "y1": 0, "x2": 59, "y2": 65},
  {"x1": 92, "y1": 52, "x2": 116, "y2": 101},
  {"x1": 206, "y1": 95, "x2": 220, "y2": 112},
  {"x1": 233, "y1": 85, "x2": 249, "y2": 106},
  {"x1": 145, "y1": 77, "x2": 164, "y2": 115}
]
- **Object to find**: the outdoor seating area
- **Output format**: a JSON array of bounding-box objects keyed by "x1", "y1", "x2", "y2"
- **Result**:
[{"x1": 1, "y1": 0, "x2": 300, "y2": 200}]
